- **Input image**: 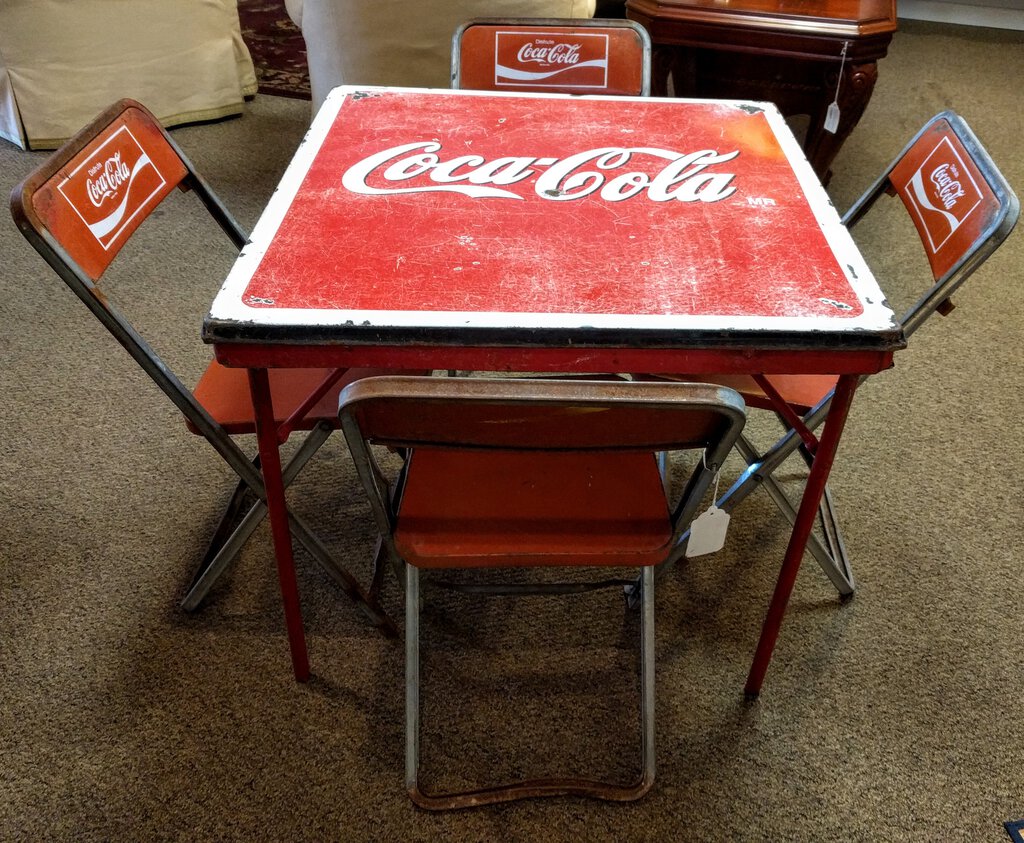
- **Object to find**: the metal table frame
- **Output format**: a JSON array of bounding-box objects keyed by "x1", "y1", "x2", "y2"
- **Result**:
[{"x1": 204, "y1": 86, "x2": 904, "y2": 696}]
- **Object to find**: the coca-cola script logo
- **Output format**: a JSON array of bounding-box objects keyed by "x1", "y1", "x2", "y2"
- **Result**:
[
  {"x1": 57, "y1": 125, "x2": 167, "y2": 250},
  {"x1": 342, "y1": 143, "x2": 739, "y2": 203},
  {"x1": 904, "y1": 136, "x2": 983, "y2": 254},
  {"x1": 495, "y1": 31, "x2": 609, "y2": 88}
]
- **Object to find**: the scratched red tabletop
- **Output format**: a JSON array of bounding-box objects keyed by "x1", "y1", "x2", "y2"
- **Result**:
[{"x1": 205, "y1": 86, "x2": 901, "y2": 371}]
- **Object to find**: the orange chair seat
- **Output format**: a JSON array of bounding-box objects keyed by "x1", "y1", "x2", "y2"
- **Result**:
[
  {"x1": 191, "y1": 362, "x2": 422, "y2": 435},
  {"x1": 396, "y1": 448, "x2": 673, "y2": 569},
  {"x1": 655, "y1": 373, "x2": 838, "y2": 415}
]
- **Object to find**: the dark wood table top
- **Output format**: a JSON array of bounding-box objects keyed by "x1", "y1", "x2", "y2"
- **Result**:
[{"x1": 627, "y1": 0, "x2": 897, "y2": 41}]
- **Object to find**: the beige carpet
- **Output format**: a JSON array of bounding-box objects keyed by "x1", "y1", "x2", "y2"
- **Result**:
[{"x1": 1, "y1": 19, "x2": 1022, "y2": 842}]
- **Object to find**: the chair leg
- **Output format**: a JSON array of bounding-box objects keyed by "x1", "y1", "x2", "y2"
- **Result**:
[
  {"x1": 665, "y1": 428, "x2": 802, "y2": 565},
  {"x1": 797, "y1": 443, "x2": 854, "y2": 593},
  {"x1": 370, "y1": 455, "x2": 410, "y2": 599},
  {"x1": 404, "y1": 565, "x2": 655, "y2": 810},
  {"x1": 180, "y1": 493, "x2": 273, "y2": 611},
  {"x1": 754, "y1": 473, "x2": 854, "y2": 596},
  {"x1": 638, "y1": 565, "x2": 656, "y2": 793},
  {"x1": 667, "y1": 430, "x2": 855, "y2": 596},
  {"x1": 817, "y1": 485, "x2": 854, "y2": 593},
  {"x1": 405, "y1": 563, "x2": 422, "y2": 802},
  {"x1": 290, "y1": 512, "x2": 398, "y2": 636},
  {"x1": 181, "y1": 421, "x2": 398, "y2": 635},
  {"x1": 657, "y1": 450, "x2": 670, "y2": 496},
  {"x1": 713, "y1": 390, "x2": 835, "y2": 523},
  {"x1": 190, "y1": 472, "x2": 254, "y2": 588},
  {"x1": 180, "y1": 422, "x2": 333, "y2": 611},
  {"x1": 743, "y1": 434, "x2": 855, "y2": 596},
  {"x1": 368, "y1": 536, "x2": 389, "y2": 600}
]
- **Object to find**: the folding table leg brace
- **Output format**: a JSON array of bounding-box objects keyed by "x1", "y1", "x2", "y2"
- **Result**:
[{"x1": 744, "y1": 374, "x2": 859, "y2": 697}]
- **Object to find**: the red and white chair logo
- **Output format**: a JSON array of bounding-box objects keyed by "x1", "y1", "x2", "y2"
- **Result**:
[
  {"x1": 494, "y1": 30, "x2": 609, "y2": 89},
  {"x1": 57, "y1": 124, "x2": 167, "y2": 251},
  {"x1": 903, "y1": 136, "x2": 983, "y2": 255}
]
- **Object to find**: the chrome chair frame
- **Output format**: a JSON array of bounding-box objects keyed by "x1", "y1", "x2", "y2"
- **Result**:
[
  {"x1": 684, "y1": 110, "x2": 1019, "y2": 597},
  {"x1": 9, "y1": 99, "x2": 395, "y2": 650},
  {"x1": 340, "y1": 376, "x2": 746, "y2": 808}
]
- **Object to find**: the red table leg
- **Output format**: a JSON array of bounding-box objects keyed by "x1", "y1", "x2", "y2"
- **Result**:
[
  {"x1": 248, "y1": 367, "x2": 310, "y2": 683},
  {"x1": 744, "y1": 373, "x2": 859, "y2": 698}
]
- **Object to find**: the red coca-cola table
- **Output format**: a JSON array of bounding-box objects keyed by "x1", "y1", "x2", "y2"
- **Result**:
[{"x1": 205, "y1": 86, "x2": 903, "y2": 691}]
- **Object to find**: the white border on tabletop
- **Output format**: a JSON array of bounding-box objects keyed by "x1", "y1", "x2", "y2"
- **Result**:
[{"x1": 208, "y1": 86, "x2": 897, "y2": 337}]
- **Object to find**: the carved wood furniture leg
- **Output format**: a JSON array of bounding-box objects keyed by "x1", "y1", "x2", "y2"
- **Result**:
[
  {"x1": 805, "y1": 60, "x2": 880, "y2": 184},
  {"x1": 651, "y1": 44, "x2": 677, "y2": 96},
  {"x1": 667, "y1": 46, "x2": 698, "y2": 98}
]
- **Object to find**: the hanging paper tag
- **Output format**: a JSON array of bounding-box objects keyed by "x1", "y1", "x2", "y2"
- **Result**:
[
  {"x1": 685, "y1": 505, "x2": 730, "y2": 557},
  {"x1": 823, "y1": 41, "x2": 850, "y2": 135},
  {"x1": 824, "y1": 102, "x2": 841, "y2": 134}
]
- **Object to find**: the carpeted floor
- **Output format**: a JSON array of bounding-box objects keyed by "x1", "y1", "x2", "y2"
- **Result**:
[{"x1": 1, "y1": 16, "x2": 1023, "y2": 843}]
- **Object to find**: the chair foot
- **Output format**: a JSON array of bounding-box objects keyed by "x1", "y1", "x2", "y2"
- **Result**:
[
  {"x1": 408, "y1": 775, "x2": 653, "y2": 811},
  {"x1": 374, "y1": 612, "x2": 400, "y2": 638},
  {"x1": 405, "y1": 564, "x2": 657, "y2": 809},
  {"x1": 623, "y1": 578, "x2": 641, "y2": 610}
]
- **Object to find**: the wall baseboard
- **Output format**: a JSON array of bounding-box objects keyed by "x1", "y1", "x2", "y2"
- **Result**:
[{"x1": 899, "y1": 0, "x2": 1024, "y2": 30}]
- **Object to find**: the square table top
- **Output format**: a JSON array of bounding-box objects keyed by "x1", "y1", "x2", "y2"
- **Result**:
[{"x1": 205, "y1": 86, "x2": 901, "y2": 363}]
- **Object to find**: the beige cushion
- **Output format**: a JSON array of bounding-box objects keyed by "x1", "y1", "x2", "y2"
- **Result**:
[
  {"x1": 288, "y1": 0, "x2": 597, "y2": 113},
  {"x1": 0, "y1": 0, "x2": 256, "y2": 150}
]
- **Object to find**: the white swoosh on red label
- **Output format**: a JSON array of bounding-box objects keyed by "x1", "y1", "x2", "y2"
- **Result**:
[
  {"x1": 908, "y1": 168, "x2": 959, "y2": 231},
  {"x1": 496, "y1": 59, "x2": 608, "y2": 82},
  {"x1": 86, "y1": 153, "x2": 154, "y2": 240}
]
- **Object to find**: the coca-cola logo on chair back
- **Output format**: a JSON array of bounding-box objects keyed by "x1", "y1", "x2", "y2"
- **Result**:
[
  {"x1": 889, "y1": 117, "x2": 999, "y2": 281},
  {"x1": 456, "y1": 22, "x2": 648, "y2": 97},
  {"x1": 28, "y1": 102, "x2": 187, "y2": 281}
]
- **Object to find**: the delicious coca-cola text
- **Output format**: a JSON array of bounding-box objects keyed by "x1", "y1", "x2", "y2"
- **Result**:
[
  {"x1": 341, "y1": 142, "x2": 739, "y2": 203},
  {"x1": 930, "y1": 162, "x2": 967, "y2": 210},
  {"x1": 86, "y1": 152, "x2": 131, "y2": 207},
  {"x1": 516, "y1": 41, "x2": 581, "y2": 66}
]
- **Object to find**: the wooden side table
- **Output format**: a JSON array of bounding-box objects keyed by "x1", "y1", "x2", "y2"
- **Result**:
[{"x1": 626, "y1": 0, "x2": 897, "y2": 183}]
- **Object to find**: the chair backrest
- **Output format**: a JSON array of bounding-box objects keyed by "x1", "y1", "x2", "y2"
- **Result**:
[
  {"x1": 9, "y1": 98, "x2": 256, "y2": 480},
  {"x1": 10, "y1": 98, "x2": 245, "y2": 282},
  {"x1": 452, "y1": 18, "x2": 651, "y2": 96},
  {"x1": 339, "y1": 375, "x2": 746, "y2": 549},
  {"x1": 843, "y1": 111, "x2": 1018, "y2": 339}
]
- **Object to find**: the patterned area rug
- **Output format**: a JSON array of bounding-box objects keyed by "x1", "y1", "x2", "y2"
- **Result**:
[{"x1": 237, "y1": 0, "x2": 311, "y2": 99}]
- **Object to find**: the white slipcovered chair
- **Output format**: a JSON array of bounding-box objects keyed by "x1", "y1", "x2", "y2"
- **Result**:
[
  {"x1": 284, "y1": 0, "x2": 596, "y2": 113},
  {"x1": 0, "y1": 0, "x2": 256, "y2": 150}
]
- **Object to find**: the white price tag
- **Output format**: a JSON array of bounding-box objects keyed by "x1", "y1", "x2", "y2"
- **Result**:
[
  {"x1": 824, "y1": 102, "x2": 841, "y2": 134},
  {"x1": 823, "y1": 41, "x2": 850, "y2": 136},
  {"x1": 685, "y1": 505, "x2": 730, "y2": 558}
]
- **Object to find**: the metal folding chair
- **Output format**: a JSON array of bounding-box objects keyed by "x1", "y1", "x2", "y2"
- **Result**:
[
  {"x1": 452, "y1": 17, "x2": 651, "y2": 96},
  {"x1": 660, "y1": 111, "x2": 1019, "y2": 597},
  {"x1": 339, "y1": 375, "x2": 746, "y2": 809},
  {"x1": 9, "y1": 99, "x2": 404, "y2": 666}
]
